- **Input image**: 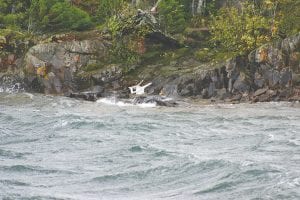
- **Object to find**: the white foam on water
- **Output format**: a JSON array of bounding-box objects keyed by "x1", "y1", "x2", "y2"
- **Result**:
[
  {"x1": 97, "y1": 97, "x2": 131, "y2": 107},
  {"x1": 97, "y1": 97, "x2": 157, "y2": 108},
  {"x1": 0, "y1": 83, "x2": 24, "y2": 93},
  {"x1": 24, "y1": 93, "x2": 34, "y2": 99},
  {"x1": 137, "y1": 102, "x2": 157, "y2": 108}
]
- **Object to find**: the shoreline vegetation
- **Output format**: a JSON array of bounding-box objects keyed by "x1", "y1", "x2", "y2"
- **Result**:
[{"x1": 0, "y1": 0, "x2": 300, "y2": 106}]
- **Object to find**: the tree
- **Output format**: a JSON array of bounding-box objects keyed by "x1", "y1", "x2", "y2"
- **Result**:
[
  {"x1": 47, "y1": 2, "x2": 93, "y2": 31},
  {"x1": 210, "y1": 1, "x2": 272, "y2": 54},
  {"x1": 0, "y1": 0, "x2": 31, "y2": 29},
  {"x1": 158, "y1": 0, "x2": 186, "y2": 34},
  {"x1": 28, "y1": 0, "x2": 93, "y2": 32},
  {"x1": 275, "y1": 0, "x2": 300, "y2": 37}
]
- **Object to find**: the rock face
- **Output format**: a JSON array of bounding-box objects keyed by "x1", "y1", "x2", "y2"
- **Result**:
[
  {"x1": 150, "y1": 66, "x2": 229, "y2": 99},
  {"x1": 148, "y1": 33, "x2": 300, "y2": 102},
  {"x1": 23, "y1": 38, "x2": 110, "y2": 94}
]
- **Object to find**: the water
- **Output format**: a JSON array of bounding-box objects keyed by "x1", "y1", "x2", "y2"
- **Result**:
[{"x1": 0, "y1": 92, "x2": 299, "y2": 200}]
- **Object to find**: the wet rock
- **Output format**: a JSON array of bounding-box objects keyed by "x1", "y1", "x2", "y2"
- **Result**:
[
  {"x1": 293, "y1": 73, "x2": 300, "y2": 85},
  {"x1": 233, "y1": 75, "x2": 250, "y2": 93},
  {"x1": 253, "y1": 88, "x2": 268, "y2": 97},
  {"x1": 133, "y1": 96, "x2": 177, "y2": 107},
  {"x1": 69, "y1": 92, "x2": 98, "y2": 102},
  {"x1": 278, "y1": 89, "x2": 292, "y2": 100},
  {"x1": 159, "y1": 83, "x2": 179, "y2": 97},
  {"x1": 289, "y1": 87, "x2": 300, "y2": 101},
  {"x1": 230, "y1": 94, "x2": 242, "y2": 102},
  {"x1": 179, "y1": 83, "x2": 194, "y2": 96},
  {"x1": 255, "y1": 93, "x2": 271, "y2": 102},
  {"x1": 214, "y1": 88, "x2": 230, "y2": 100},
  {"x1": 279, "y1": 68, "x2": 292, "y2": 87},
  {"x1": 91, "y1": 65, "x2": 123, "y2": 85},
  {"x1": 254, "y1": 72, "x2": 265, "y2": 88}
]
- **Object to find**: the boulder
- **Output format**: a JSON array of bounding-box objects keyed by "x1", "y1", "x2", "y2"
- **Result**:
[
  {"x1": 133, "y1": 96, "x2": 177, "y2": 107},
  {"x1": 23, "y1": 39, "x2": 109, "y2": 94},
  {"x1": 253, "y1": 88, "x2": 268, "y2": 97}
]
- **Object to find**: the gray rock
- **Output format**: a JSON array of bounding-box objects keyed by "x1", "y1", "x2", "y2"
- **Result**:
[
  {"x1": 24, "y1": 39, "x2": 109, "y2": 94},
  {"x1": 280, "y1": 68, "x2": 292, "y2": 87},
  {"x1": 254, "y1": 72, "x2": 265, "y2": 88},
  {"x1": 233, "y1": 76, "x2": 250, "y2": 93},
  {"x1": 254, "y1": 88, "x2": 268, "y2": 97},
  {"x1": 69, "y1": 92, "x2": 97, "y2": 101},
  {"x1": 179, "y1": 83, "x2": 194, "y2": 96},
  {"x1": 133, "y1": 96, "x2": 177, "y2": 107},
  {"x1": 215, "y1": 88, "x2": 230, "y2": 100}
]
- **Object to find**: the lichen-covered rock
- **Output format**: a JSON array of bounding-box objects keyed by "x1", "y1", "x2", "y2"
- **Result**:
[
  {"x1": 248, "y1": 33, "x2": 300, "y2": 89},
  {"x1": 23, "y1": 38, "x2": 110, "y2": 94}
]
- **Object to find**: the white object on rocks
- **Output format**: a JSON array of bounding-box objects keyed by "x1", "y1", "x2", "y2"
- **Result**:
[{"x1": 129, "y1": 80, "x2": 152, "y2": 95}]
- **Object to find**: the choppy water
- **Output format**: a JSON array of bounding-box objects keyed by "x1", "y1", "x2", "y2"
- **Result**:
[{"x1": 0, "y1": 92, "x2": 299, "y2": 200}]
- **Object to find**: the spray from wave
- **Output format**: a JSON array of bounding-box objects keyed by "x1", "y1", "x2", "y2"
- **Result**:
[
  {"x1": 0, "y1": 82, "x2": 24, "y2": 93},
  {"x1": 97, "y1": 97, "x2": 157, "y2": 108}
]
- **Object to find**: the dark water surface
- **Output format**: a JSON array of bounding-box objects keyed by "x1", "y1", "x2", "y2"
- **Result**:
[{"x1": 0, "y1": 93, "x2": 299, "y2": 200}]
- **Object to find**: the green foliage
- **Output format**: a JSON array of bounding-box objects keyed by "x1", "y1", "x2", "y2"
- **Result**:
[
  {"x1": 195, "y1": 48, "x2": 212, "y2": 62},
  {"x1": 0, "y1": 28, "x2": 33, "y2": 56},
  {"x1": 82, "y1": 63, "x2": 103, "y2": 72},
  {"x1": 28, "y1": 0, "x2": 93, "y2": 32},
  {"x1": 210, "y1": 3, "x2": 271, "y2": 54},
  {"x1": 95, "y1": 0, "x2": 125, "y2": 24},
  {"x1": 210, "y1": 0, "x2": 300, "y2": 55},
  {"x1": 0, "y1": 0, "x2": 31, "y2": 29},
  {"x1": 158, "y1": 0, "x2": 186, "y2": 34},
  {"x1": 277, "y1": 0, "x2": 300, "y2": 36},
  {"x1": 47, "y1": 2, "x2": 93, "y2": 31}
]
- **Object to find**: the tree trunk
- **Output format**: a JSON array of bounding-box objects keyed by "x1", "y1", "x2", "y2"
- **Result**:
[
  {"x1": 196, "y1": 0, "x2": 206, "y2": 14},
  {"x1": 192, "y1": 0, "x2": 195, "y2": 16}
]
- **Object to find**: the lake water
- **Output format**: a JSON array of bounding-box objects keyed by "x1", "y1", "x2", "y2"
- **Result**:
[{"x1": 0, "y1": 92, "x2": 299, "y2": 200}]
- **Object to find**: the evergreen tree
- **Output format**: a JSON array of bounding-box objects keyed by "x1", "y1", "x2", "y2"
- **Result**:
[{"x1": 158, "y1": 0, "x2": 187, "y2": 34}]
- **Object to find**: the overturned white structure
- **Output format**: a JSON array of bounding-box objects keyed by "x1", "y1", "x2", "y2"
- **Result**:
[{"x1": 129, "y1": 80, "x2": 152, "y2": 95}]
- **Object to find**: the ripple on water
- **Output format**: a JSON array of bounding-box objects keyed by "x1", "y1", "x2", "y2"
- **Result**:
[
  {"x1": 0, "y1": 149, "x2": 28, "y2": 159},
  {"x1": 1, "y1": 195, "x2": 72, "y2": 200},
  {"x1": 0, "y1": 179, "x2": 30, "y2": 186},
  {"x1": 0, "y1": 165, "x2": 75, "y2": 175},
  {"x1": 129, "y1": 145, "x2": 144, "y2": 152}
]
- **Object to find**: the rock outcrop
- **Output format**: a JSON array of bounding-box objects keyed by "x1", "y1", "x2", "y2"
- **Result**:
[
  {"x1": 23, "y1": 36, "x2": 110, "y2": 94},
  {"x1": 147, "y1": 33, "x2": 300, "y2": 103}
]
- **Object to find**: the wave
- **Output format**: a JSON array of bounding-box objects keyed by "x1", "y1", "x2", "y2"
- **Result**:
[
  {"x1": 0, "y1": 165, "x2": 74, "y2": 175},
  {"x1": 0, "y1": 149, "x2": 27, "y2": 159},
  {"x1": 0, "y1": 82, "x2": 24, "y2": 93},
  {"x1": 1, "y1": 195, "x2": 71, "y2": 200},
  {"x1": 97, "y1": 97, "x2": 157, "y2": 108},
  {"x1": 0, "y1": 179, "x2": 30, "y2": 186},
  {"x1": 91, "y1": 159, "x2": 230, "y2": 184}
]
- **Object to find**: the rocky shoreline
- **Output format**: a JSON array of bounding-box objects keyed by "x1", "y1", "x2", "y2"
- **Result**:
[{"x1": 0, "y1": 32, "x2": 299, "y2": 106}]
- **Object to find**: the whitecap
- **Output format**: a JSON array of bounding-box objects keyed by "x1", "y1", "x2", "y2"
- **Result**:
[
  {"x1": 97, "y1": 97, "x2": 157, "y2": 108},
  {"x1": 24, "y1": 92, "x2": 34, "y2": 99}
]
